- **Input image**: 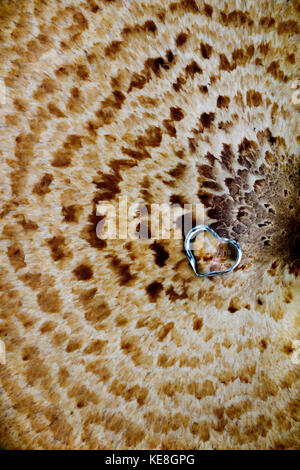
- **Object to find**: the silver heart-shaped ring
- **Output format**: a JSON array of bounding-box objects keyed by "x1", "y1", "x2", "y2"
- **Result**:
[{"x1": 184, "y1": 225, "x2": 242, "y2": 277}]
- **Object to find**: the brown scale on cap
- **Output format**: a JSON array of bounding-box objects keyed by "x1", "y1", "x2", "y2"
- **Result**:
[{"x1": 0, "y1": 0, "x2": 299, "y2": 451}]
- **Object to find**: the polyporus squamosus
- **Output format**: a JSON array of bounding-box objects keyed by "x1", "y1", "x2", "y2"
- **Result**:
[{"x1": 0, "y1": 0, "x2": 299, "y2": 450}]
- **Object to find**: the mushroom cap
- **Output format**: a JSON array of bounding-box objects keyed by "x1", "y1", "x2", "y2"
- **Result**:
[{"x1": 0, "y1": 0, "x2": 299, "y2": 450}]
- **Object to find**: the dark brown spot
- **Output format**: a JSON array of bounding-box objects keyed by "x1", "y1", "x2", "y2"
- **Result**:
[
  {"x1": 93, "y1": 158, "x2": 137, "y2": 201},
  {"x1": 258, "y1": 43, "x2": 270, "y2": 57},
  {"x1": 150, "y1": 241, "x2": 169, "y2": 267},
  {"x1": 40, "y1": 320, "x2": 57, "y2": 334},
  {"x1": 170, "y1": 107, "x2": 184, "y2": 121},
  {"x1": 260, "y1": 339, "x2": 268, "y2": 350},
  {"x1": 33, "y1": 174, "x2": 53, "y2": 195},
  {"x1": 200, "y1": 42, "x2": 212, "y2": 59},
  {"x1": 109, "y1": 256, "x2": 135, "y2": 285},
  {"x1": 277, "y1": 21, "x2": 299, "y2": 35},
  {"x1": 166, "y1": 285, "x2": 187, "y2": 302},
  {"x1": 190, "y1": 421, "x2": 210, "y2": 441},
  {"x1": 163, "y1": 120, "x2": 177, "y2": 137},
  {"x1": 84, "y1": 339, "x2": 107, "y2": 355},
  {"x1": 289, "y1": 260, "x2": 300, "y2": 277},
  {"x1": 199, "y1": 85, "x2": 208, "y2": 93},
  {"x1": 173, "y1": 76, "x2": 186, "y2": 92},
  {"x1": 287, "y1": 53, "x2": 295, "y2": 64},
  {"x1": 128, "y1": 73, "x2": 146, "y2": 93},
  {"x1": 115, "y1": 315, "x2": 128, "y2": 327},
  {"x1": 122, "y1": 147, "x2": 150, "y2": 160},
  {"x1": 47, "y1": 103, "x2": 66, "y2": 118},
  {"x1": 218, "y1": 120, "x2": 233, "y2": 131},
  {"x1": 55, "y1": 66, "x2": 71, "y2": 77},
  {"x1": 181, "y1": 0, "x2": 199, "y2": 12},
  {"x1": 62, "y1": 204, "x2": 80, "y2": 223},
  {"x1": 200, "y1": 112, "x2": 215, "y2": 128},
  {"x1": 225, "y1": 177, "x2": 240, "y2": 197},
  {"x1": 217, "y1": 95, "x2": 230, "y2": 108},
  {"x1": 51, "y1": 149, "x2": 71, "y2": 167},
  {"x1": 220, "y1": 143, "x2": 234, "y2": 172},
  {"x1": 93, "y1": 172, "x2": 120, "y2": 201},
  {"x1": 84, "y1": 299, "x2": 111, "y2": 328},
  {"x1": 47, "y1": 236, "x2": 68, "y2": 262},
  {"x1": 14, "y1": 98, "x2": 27, "y2": 113},
  {"x1": 143, "y1": 20, "x2": 157, "y2": 33},
  {"x1": 204, "y1": 152, "x2": 216, "y2": 166},
  {"x1": 221, "y1": 10, "x2": 253, "y2": 28},
  {"x1": 97, "y1": 90, "x2": 126, "y2": 118},
  {"x1": 202, "y1": 181, "x2": 222, "y2": 191},
  {"x1": 231, "y1": 48, "x2": 247, "y2": 65},
  {"x1": 105, "y1": 41, "x2": 122, "y2": 58},
  {"x1": 259, "y1": 17, "x2": 275, "y2": 28},
  {"x1": 73, "y1": 264, "x2": 93, "y2": 281},
  {"x1": 282, "y1": 343, "x2": 294, "y2": 355},
  {"x1": 146, "y1": 281, "x2": 163, "y2": 301},
  {"x1": 64, "y1": 134, "x2": 82, "y2": 150},
  {"x1": 81, "y1": 210, "x2": 106, "y2": 249},
  {"x1": 246, "y1": 90, "x2": 263, "y2": 107},
  {"x1": 22, "y1": 345, "x2": 39, "y2": 361},
  {"x1": 198, "y1": 164, "x2": 215, "y2": 179},
  {"x1": 168, "y1": 162, "x2": 186, "y2": 178},
  {"x1": 204, "y1": 3, "x2": 213, "y2": 17},
  {"x1": 143, "y1": 57, "x2": 169, "y2": 77},
  {"x1": 73, "y1": 12, "x2": 88, "y2": 28},
  {"x1": 66, "y1": 338, "x2": 82, "y2": 353},
  {"x1": 238, "y1": 137, "x2": 258, "y2": 168},
  {"x1": 193, "y1": 318, "x2": 203, "y2": 330},
  {"x1": 76, "y1": 64, "x2": 89, "y2": 80},
  {"x1": 37, "y1": 288, "x2": 61, "y2": 313},
  {"x1": 34, "y1": 78, "x2": 56, "y2": 98},
  {"x1": 170, "y1": 194, "x2": 185, "y2": 206},
  {"x1": 176, "y1": 32, "x2": 188, "y2": 47},
  {"x1": 185, "y1": 60, "x2": 202, "y2": 76},
  {"x1": 18, "y1": 216, "x2": 38, "y2": 231},
  {"x1": 89, "y1": 2, "x2": 99, "y2": 13},
  {"x1": 157, "y1": 322, "x2": 174, "y2": 341},
  {"x1": 135, "y1": 125, "x2": 162, "y2": 148},
  {"x1": 219, "y1": 54, "x2": 233, "y2": 71},
  {"x1": 246, "y1": 45, "x2": 255, "y2": 58},
  {"x1": 7, "y1": 243, "x2": 26, "y2": 270},
  {"x1": 188, "y1": 379, "x2": 215, "y2": 399},
  {"x1": 167, "y1": 50, "x2": 175, "y2": 62},
  {"x1": 228, "y1": 300, "x2": 239, "y2": 313}
]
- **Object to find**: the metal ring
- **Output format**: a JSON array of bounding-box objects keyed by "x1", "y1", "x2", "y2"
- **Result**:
[{"x1": 184, "y1": 225, "x2": 242, "y2": 277}]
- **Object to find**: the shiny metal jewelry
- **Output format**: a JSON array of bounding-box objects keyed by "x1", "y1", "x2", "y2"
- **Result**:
[{"x1": 184, "y1": 225, "x2": 242, "y2": 277}]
